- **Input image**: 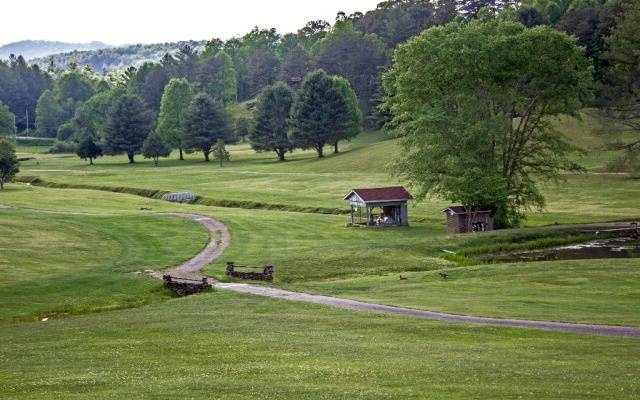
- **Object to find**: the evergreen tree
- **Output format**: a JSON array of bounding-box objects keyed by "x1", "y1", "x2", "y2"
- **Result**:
[
  {"x1": 212, "y1": 139, "x2": 230, "y2": 167},
  {"x1": 0, "y1": 139, "x2": 19, "y2": 189},
  {"x1": 76, "y1": 136, "x2": 103, "y2": 165},
  {"x1": 250, "y1": 82, "x2": 293, "y2": 161},
  {"x1": 183, "y1": 93, "x2": 231, "y2": 161},
  {"x1": 142, "y1": 131, "x2": 171, "y2": 166},
  {"x1": 157, "y1": 78, "x2": 193, "y2": 160},
  {"x1": 330, "y1": 76, "x2": 362, "y2": 153},
  {"x1": 290, "y1": 70, "x2": 351, "y2": 158},
  {"x1": 103, "y1": 95, "x2": 154, "y2": 163},
  {"x1": 198, "y1": 51, "x2": 238, "y2": 104},
  {"x1": 0, "y1": 101, "x2": 15, "y2": 137}
]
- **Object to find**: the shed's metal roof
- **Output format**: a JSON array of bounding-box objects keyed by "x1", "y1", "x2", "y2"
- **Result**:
[{"x1": 344, "y1": 186, "x2": 412, "y2": 203}]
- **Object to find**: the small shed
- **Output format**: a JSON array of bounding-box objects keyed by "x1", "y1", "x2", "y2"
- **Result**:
[
  {"x1": 344, "y1": 186, "x2": 412, "y2": 227},
  {"x1": 443, "y1": 206, "x2": 494, "y2": 234}
]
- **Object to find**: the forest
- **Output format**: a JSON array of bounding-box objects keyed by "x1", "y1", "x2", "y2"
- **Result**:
[{"x1": 0, "y1": 0, "x2": 638, "y2": 189}]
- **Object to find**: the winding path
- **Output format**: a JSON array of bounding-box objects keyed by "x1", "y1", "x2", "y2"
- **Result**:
[{"x1": 166, "y1": 212, "x2": 640, "y2": 338}]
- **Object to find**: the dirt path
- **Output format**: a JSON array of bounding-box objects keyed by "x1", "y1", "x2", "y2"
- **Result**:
[{"x1": 166, "y1": 213, "x2": 640, "y2": 338}]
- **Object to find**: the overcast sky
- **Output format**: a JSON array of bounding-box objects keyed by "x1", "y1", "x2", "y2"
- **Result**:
[{"x1": 0, "y1": 0, "x2": 382, "y2": 46}]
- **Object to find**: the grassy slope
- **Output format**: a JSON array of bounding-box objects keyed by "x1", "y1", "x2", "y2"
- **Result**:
[
  {"x1": 0, "y1": 291, "x2": 638, "y2": 399},
  {"x1": 0, "y1": 206, "x2": 209, "y2": 323}
]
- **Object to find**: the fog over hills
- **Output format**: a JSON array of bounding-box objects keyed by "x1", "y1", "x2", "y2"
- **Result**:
[{"x1": 0, "y1": 40, "x2": 110, "y2": 60}]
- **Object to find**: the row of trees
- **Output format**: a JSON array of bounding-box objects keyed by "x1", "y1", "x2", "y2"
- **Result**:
[{"x1": 251, "y1": 71, "x2": 361, "y2": 160}]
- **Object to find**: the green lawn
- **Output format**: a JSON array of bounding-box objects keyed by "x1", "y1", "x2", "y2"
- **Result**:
[
  {"x1": 0, "y1": 114, "x2": 639, "y2": 398},
  {"x1": 0, "y1": 290, "x2": 638, "y2": 399},
  {"x1": 0, "y1": 206, "x2": 209, "y2": 323},
  {"x1": 289, "y1": 259, "x2": 640, "y2": 326}
]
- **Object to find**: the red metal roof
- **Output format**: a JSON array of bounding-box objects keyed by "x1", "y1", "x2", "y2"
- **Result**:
[{"x1": 344, "y1": 186, "x2": 413, "y2": 202}]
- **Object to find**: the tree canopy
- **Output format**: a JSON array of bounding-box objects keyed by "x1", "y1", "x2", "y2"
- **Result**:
[{"x1": 383, "y1": 16, "x2": 592, "y2": 227}]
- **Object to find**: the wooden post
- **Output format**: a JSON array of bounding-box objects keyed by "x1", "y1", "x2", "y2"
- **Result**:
[{"x1": 350, "y1": 205, "x2": 354, "y2": 226}]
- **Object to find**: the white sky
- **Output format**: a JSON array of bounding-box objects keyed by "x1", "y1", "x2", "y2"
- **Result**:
[{"x1": 0, "y1": 0, "x2": 382, "y2": 46}]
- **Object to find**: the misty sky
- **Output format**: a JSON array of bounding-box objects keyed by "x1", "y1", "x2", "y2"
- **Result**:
[{"x1": 0, "y1": 0, "x2": 383, "y2": 46}]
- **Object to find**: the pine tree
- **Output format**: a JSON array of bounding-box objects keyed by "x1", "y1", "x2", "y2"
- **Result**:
[
  {"x1": 290, "y1": 70, "x2": 351, "y2": 158},
  {"x1": 250, "y1": 82, "x2": 293, "y2": 161},
  {"x1": 183, "y1": 93, "x2": 231, "y2": 161},
  {"x1": 212, "y1": 139, "x2": 230, "y2": 167},
  {"x1": 142, "y1": 131, "x2": 171, "y2": 166},
  {"x1": 103, "y1": 95, "x2": 154, "y2": 163}
]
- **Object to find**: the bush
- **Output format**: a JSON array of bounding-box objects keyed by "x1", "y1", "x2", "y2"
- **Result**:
[{"x1": 48, "y1": 141, "x2": 77, "y2": 154}]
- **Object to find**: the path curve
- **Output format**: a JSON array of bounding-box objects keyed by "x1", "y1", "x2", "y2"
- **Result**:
[{"x1": 165, "y1": 212, "x2": 640, "y2": 338}]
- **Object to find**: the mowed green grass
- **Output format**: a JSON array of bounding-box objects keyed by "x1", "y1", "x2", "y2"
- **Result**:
[
  {"x1": 0, "y1": 290, "x2": 639, "y2": 399},
  {"x1": 1, "y1": 185, "x2": 638, "y2": 327},
  {"x1": 289, "y1": 259, "x2": 640, "y2": 326},
  {"x1": 14, "y1": 122, "x2": 640, "y2": 226},
  {"x1": 0, "y1": 206, "x2": 209, "y2": 323}
]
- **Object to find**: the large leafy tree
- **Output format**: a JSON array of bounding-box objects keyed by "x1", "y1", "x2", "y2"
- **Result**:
[
  {"x1": 35, "y1": 89, "x2": 66, "y2": 137},
  {"x1": 103, "y1": 95, "x2": 155, "y2": 163},
  {"x1": 183, "y1": 93, "x2": 231, "y2": 161},
  {"x1": 0, "y1": 139, "x2": 19, "y2": 189},
  {"x1": 330, "y1": 76, "x2": 362, "y2": 153},
  {"x1": 72, "y1": 88, "x2": 124, "y2": 141},
  {"x1": 157, "y1": 78, "x2": 193, "y2": 160},
  {"x1": 0, "y1": 101, "x2": 15, "y2": 137},
  {"x1": 250, "y1": 82, "x2": 293, "y2": 161},
  {"x1": 198, "y1": 51, "x2": 237, "y2": 104},
  {"x1": 383, "y1": 17, "x2": 592, "y2": 227},
  {"x1": 290, "y1": 70, "x2": 352, "y2": 158}
]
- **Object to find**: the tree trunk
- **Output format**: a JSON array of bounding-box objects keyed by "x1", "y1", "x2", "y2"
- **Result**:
[
  {"x1": 127, "y1": 152, "x2": 135, "y2": 163},
  {"x1": 89, "y1": 157, "x2": 93, "y2": 165},
  {"x1": 204, "y1": 152, "x2": 210, "y2": 162},
  {"x1": 0, "y1": 180, "x2": 3, "y2": 190},
  {"x1": 219, "y1": 156, "x2": 223, "y2": 168},
  {"x1": 277, "y1": 148, "x2": 286, "y2": 161},
  {"x1": 317, "y1": 145, "x2": 324, "y2": 158},
  {"x1": 179, "y1": 148, "x2": 184, "y2": 160},
  {"x1": 334, "y1": 142, "x2": 339, "y2": 154},
  {"x1": 154, "y1": 157, "x2": 159, "y2": 167}
]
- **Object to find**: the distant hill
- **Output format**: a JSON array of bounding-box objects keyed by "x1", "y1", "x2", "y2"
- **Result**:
[
  {"x1": 30, "y1": 41, "x2": 207, "y2": 73},
  {"x1": 0, "y1": 40, "x2": 110, "y2": 61}
]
